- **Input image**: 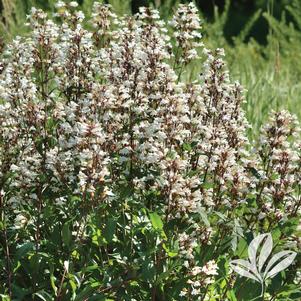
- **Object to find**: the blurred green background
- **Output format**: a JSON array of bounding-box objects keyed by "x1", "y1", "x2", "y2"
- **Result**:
[
  {"x1": 1, "y1": 0, "x2": 301, "y2": 138},
  {"x1": 0, "y1": 0, "x2": 292, "y2": 43}
]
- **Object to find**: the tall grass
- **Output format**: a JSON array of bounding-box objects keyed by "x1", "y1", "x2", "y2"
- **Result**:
[
  {"x1": 197, "y1": 0, "x2": 301, "y2": 138},
  {"x1": 1, "y1": 0, "x2": 301, "y2": 138}
]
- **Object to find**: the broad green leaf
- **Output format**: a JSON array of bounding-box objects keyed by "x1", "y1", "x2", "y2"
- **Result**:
[
  {"x1": 149, "y1": 212, "x2": 163, "y2": 231},
  {"x1": 74, "y1": 285, "x2": 98, "y2": 301},
  {"x1": 103, "y1": 218, "x2": 116, "y2": 243},
  {"x1": 198, "y1": 207, "x2": 210, "y2": 227},
  {"x1": 62, "y1": 222, "x2": 72, "y2": 247},
  {"x1": 141, "y1": 259, "x2": 156, "y2": 282},
  {"x1": 70, "y1": 279, "x2": 77, "y2": 293},
  {"x1": 15, "y1": 242, "x2": 35, "y2": 259}
]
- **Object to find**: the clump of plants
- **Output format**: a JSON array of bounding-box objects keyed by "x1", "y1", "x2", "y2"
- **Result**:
[{"x1": 0, "y1": 2, "x2": 300, "y2": 300}]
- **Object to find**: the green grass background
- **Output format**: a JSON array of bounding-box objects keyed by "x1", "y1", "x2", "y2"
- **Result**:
[{"x1": 1, "y1": 0, "x2": 301, "y2": 138}]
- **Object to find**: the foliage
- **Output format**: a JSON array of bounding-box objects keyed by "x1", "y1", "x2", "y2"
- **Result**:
[{"x1": 0, "y1": 1, "x2": 300, "y2": 301}]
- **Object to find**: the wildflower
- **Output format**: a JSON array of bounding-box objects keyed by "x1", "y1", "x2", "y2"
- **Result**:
[
  {"x1": 0, "y1": 2, "x2": 300, "y2": 298},
  {"x1": 55, "y1": 1, "x2": 65, "y2": 9},
  {"x1": 179, "y1": 289, "x2": 187, "y2": 297},
  {"x1": 202, "y1": 260, "x2": 218, "y2": 276},
  {"x1": 14, "y1": 213, "x2": 29, "y2": 229},
  {"x1": 69, "y1": 1, "x2": 78, "y2": 8}
]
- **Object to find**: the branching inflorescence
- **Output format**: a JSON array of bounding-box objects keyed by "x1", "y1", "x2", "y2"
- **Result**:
[{"x1": 0, "y1": 2, "x2": 300, "y2": 300}]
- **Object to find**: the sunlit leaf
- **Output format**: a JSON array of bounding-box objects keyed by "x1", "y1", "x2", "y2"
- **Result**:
[{"x1": 149, "y1": 212, "x2": 163, "y2": 231}]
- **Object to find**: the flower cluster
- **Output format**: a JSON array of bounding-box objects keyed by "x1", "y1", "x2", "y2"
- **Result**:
[
  {"x1": 0, "y1": 2, "x2": 300, "y2": 300},
  {"x1": 180, "y1": 260, "x2": 218, "y2": 298},
  {"x1": 256, "y1": 111, "x2": 300, "y2": 222},
  {"x1": 170, "y1": 2, "x2": 202, "y2": 64}
]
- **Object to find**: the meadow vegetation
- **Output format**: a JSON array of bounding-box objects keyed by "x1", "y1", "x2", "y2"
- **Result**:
[{"x1": 0, "y1": 1, "x2": 301, "y2": 300}]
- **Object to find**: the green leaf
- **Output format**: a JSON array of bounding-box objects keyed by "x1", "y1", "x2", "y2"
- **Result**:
[
  {"x1": 162, "y1": 243, "x2": 178, "y2": 258},
  {"x1": 15, "y1": 242, "x2": 35, "y2": 260},
  {"x1": 235, "y1": 238, "x2": 248, "y2": 257},
  {"x1": 202, "y1": 182, "x2": 215, "y2": 189},
  {"x1": 34, "y1": 291, "x2": 53, "y2": 301},
  {"x1": 198, "y1": 207, "x2": 210, "y2": 227},
  {"x1": 11, "y1": 284, "x2": 30, "y2": 300},
  {"x1": 62, "y1": 222, "x2": 72, "y2": 247},
  {"x1": 89, "y1": 295, "x2": 106, "y2": 301},
  {"x1": 69, "y1": 279, "x2": 77, "y2": 294},
  {"x1": 103, "y1": 218, "x2": 116, "y2": 243},
  {"x1": 141, "y1": 258, "x2": 156, "y2": 282},
  {"x1": 155, "y1": 260, "x2": 181, "y2": 284},
  {"x1": 270, "y1": 173, "x2": 279, "y2": 181},
  {"x1": 279, "y1": 217, "x2": 299, "y2": 236},
  {"x1": 234, "y1": 278, "x2": 261, "y2": 300},
  {"x1": 247, "y1": 167, "x2": 262, "y2": 179},
  {"x1": 182, "y1": 142, "x2": 192, "y2": 151},
  {"x1": 149, "y1": 212, "x2": 163, "y2": 231},
  {"x1": 29, "y1": 253, "x2": 41, "y2": 272},
  {"x1": 50, "y1": 273, "x2": 58, "y2": 295},
  {"x1": 227, "y1": 290, "x2": 238, "y2": 301},
  {"x1": 74, "y1": 284, "x2": 99, "y2": 301}
]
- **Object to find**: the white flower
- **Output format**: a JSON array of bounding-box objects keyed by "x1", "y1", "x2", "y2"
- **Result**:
[
  {"x1": 202, "y1": 260, "x2": 218, "y2": 276},
  {"x1": 55, "y1": 1, "x2": 65, "y2": 8},
  {"x1": 69, "y1": 1, "x2": 78, "y2": 7},
  {"x1": 179, "y1": 289, "x2": 187, "y2": 297},
  {"x1": 14, "y1": 213, "x2": 28, "y2": 229}
]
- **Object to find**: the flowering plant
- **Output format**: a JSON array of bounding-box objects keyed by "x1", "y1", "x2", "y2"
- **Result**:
[{"x1": 0, "y1": 2, "x2": 300, "y2": 300}]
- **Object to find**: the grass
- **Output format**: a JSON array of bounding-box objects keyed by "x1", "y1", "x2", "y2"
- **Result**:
[
  {"x1": 1, "y1": 0, "x2": 301, "y2": 138},
  {"x1": 0, "y1": 2, "x2": 300, "y2": 300},
  {"x1": 198, "y1": 0, "x2": 301, "y2": 138}
]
